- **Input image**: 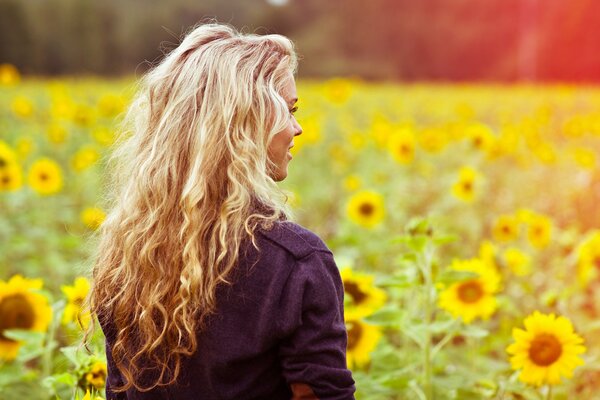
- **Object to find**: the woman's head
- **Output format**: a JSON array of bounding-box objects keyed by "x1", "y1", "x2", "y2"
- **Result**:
[
  {"x1": 139, "y1": 23, "x2": 300, "y2": 186},
  {"x1": 89, "y1": 23, "x2": 300, "y2": 392}
]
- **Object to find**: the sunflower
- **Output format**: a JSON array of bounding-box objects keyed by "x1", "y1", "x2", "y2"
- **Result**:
[
  {"x1": 503, "y1": 247, "x2": 531, "y2": 276},
  {"x1": 11, "y1": 96, "x2": 34, "y2": 118},
  {"x1": 572, "y1": 147, "x2": 596, "y2": 170},
  {"x1": 492, "y1": 214, "x2": 519, "y2": 243},
  {"x1": 507, "y1": 311, "x2": 586, "y2": 386},
  {"x1": 343, "y1": 175, "x2": 361, "y2": 192},
  {"x1": 28, "y1": 158, "x2": 63, "y2": 195},
  {"x1": 478, "y1": 240, "x2": 500, "y2": 271},
  {"x1": 451, "y1": 166, "x2": 479, "y2": 203},
  {"x1": 526, "y1": 214, "x2": 552, "y2": 249},
  {"x1": 465, "y1": 122, "x2": 495, "y2": 153},
  {"x1": 80, "y1": 390, "x2": 105, "y2": 400},
  {"x1": 576, "y1": 231, "x2": 600, "y2": 286},
  {"x1": 346, "y1": 190, "x2": 385, "y2": 229},
  {"x1": 84, "y1": 361, "x2": 108, "y2": 390},
  {"x1": 97, "y1": 94, "x2": 125, "y2": 118},
  {"x1": 92, "y1": 126, "x2": 115, "y2": 146},
  {"x1": 0, "y1": 275, "x2": 52, "y2": 360},
  {"x1": 71, "y1": 146, "x2": 100, "y2": 172},
  {"x1": 388, "y1": 127, "x2": 416, "y2": 164},
  {"x1": 438, "y1": 258, "x2": 501, "y2": 324},
  {"x1": 81, "y1": 207, "x2": 106, "y2": 230},
  {"x1": 323, "y1": 78, "x2": 353, "y2": 104},
  {"x1": 0, "y1": 163, "x2": 23, "y2": 191},
  {"x1": 61, "y1": 277, "x2": 91, "y2": 327},
  {"x1": 0, "y1": 63, "x2": 20, "y2": 85},
  {"x1": 417, "y1": 126, "x2": 447, "y2": 154},
  {"x1": 47, "y1": 124, "x2": 68, "y2": 144},
  {"x1": 346, "y1": 319, "x2": 382, "y2": 370},
  {"x1": 341, "y1": 268, "x2": 387, "y2": 320},
  {"x1": 0, "y1": 140, "x2": 18, "y2": 166}
]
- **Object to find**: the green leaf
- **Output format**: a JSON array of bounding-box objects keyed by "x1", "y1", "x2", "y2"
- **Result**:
[
  {"x1": 427, "y1": 318, "x2": 458, "y2": 334},
  {"x1": 462, "y1": 325, "x2": 490, "y2": 338},
  {"x1": 365, "y1": 308, "x2": 405, "y2": 327},
  {"x1": 436, "y1": 269, "x2": 478, "y2": 285}
]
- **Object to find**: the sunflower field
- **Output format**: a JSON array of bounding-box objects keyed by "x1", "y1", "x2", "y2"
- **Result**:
[{"x1": 1, "y1": 62, "x2": 600, "y2": 399}]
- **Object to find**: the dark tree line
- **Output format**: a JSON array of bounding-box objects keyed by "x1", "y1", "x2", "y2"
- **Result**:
[{"x1": 2, "y1": 0, "x2": 600, "y2": 81}]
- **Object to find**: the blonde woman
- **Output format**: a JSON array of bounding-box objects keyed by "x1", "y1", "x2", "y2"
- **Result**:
[{"x1": 89, "y1": 23, "x2": 355, "y2": 400}]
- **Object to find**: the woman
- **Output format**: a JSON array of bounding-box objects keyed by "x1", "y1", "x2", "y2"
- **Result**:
[{"x1": 89, "y1": 23, "x2": 355, "y2": 400}]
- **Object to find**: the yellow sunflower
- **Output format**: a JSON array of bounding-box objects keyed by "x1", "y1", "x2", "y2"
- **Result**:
[
  {"x1": 503, "y1": 247, "x2": 532, "y2": 276},
  {"x1": 11, "y1": 96, "x2": 34, "y2": 118},
  {"x1": 526, "y1": 214, "x2": 552, "y2": 249},
  {"x1": 478, "y1": 240, "x2": 499, "y2": 271},
  {"x1": 451, "y1": 166, "x2": 479, "y2": 203},
  {"x1": 84, "y1": 361, "x2": 108, "y2": 390},
  {"x1": 0, "y1": 275, "x2": 53, "y2": 360},
  {"x1": 92, "y1": 126, "x2": 115, "y2": 146},
  {"x1": 0, "y1": 140, "x2": 18, "y2": 166},
  {"x1": 388, "y1": 127, "x2": 416, "y2": 164},
  {"x1": 28, "y1": 158, "x2": 63, "y2": 195},
  {"x1": 61, "y1": 277, "x2": 91, "y2": 327},
  {"x1": 47, "y1": 124, "x2": 68, "y2": 144},
  {"x1": 0, "y1": 163, "x2": 23, "y2": 191},
  {"x1": 417, "y1": 126, "x2": 447, "y2": 154},
  {"x1": 572, "y1": 147, "x2": 597, "y2": 170},
  {"x1": 0, "y1": 63, "x2": 20, "y2": 85},
  {"x1": 346, "y1": 190, "x2": 385, "y2": 229},
  {"x1": 341, "y1": 268, "x2": 387, "y2": 319},
  {"x1": 346, "y1": 319, "x2": 382, "y2": 370},
  {"x1": 507, "y1": 311, "x2": 586, "y2": 386},
  {"x1": 80, "y1": 389, "x2": 105, "y2": 400},
  {"x1": 323, "y1": 78, "x2": 353, "y2": 104},
  {"x1": 71, "y1": 146, "x2": 100, "y2": 172},
  {"x1": 438, "y1": 258, "x2": 501, "y2": 324},
  {"x1": 492, "y1": 214, "x2": 519, "y2": 243},
  {"x1": 81, "y1": 207, "x2": 106, "y2": 230},
  {"x1": 97, "y1": 94, "x2": 125, "y2": 118},
  {"x1": 465, "y1": 122, "x2": 496, "y2": 153},
  {"x1": 343, "y1": 175, "x2": 361, "y2": 192},
  {"x1": 576, "y1": 231, "x2": 600, "y2": 286}
]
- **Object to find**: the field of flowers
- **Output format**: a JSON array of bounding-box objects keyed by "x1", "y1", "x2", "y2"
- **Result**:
[{"x1": 1, "y1": 62, "x2": 600, "y2": 399}]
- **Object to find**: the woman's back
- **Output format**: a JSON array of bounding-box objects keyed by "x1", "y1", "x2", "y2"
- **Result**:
[{"x1": 101, "y1": 221, "x2": 355, "y2": 399}]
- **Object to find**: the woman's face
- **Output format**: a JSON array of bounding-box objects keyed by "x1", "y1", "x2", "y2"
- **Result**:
[{"x1": 267, "y1": 72, "x2": 302, "y2": 182}]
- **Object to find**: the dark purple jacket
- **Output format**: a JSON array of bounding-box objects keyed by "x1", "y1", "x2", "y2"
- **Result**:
[{"x1": 101, "y1": 221, "x2": 355, "y2": 400}]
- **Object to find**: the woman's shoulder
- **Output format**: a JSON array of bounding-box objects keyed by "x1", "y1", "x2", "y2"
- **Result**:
[{"x1": 256, "y1": 220, "x2": 331, "y2": 260}]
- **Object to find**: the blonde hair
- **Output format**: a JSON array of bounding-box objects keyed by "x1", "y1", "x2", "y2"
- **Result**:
[{"x1": 88, "y1": 23, "x2": 297, "y2": 392}]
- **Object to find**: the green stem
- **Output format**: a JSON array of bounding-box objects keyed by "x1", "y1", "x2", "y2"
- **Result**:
[
  {"x1": 422, "y1": 241, "x2": 434, "y2": 400},
  {"x1": 545, "y1": 385, "x2": 553, "y2": 400}
]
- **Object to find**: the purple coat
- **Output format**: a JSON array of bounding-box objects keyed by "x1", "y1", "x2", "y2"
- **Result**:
[{"x1": 101, "y1": 221, "x2": 356, "y2": 400}]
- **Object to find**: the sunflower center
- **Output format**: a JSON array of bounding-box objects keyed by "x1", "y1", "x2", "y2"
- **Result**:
[
  {"x1": 347, "y1": 321, "x2": 362, "y2": 350},
  {"x1": 39, "y1": 173, "x2": 49, "y2": 181},
  {"x1": 0, "y1": 158, "x2": 6, "y2": 168},
  {"x1": 462, "y1": 181, "x2": 472, "y2": 192},
  {"x1": 2, "y1": 175, "x2": 10, "y2": 184},
  {"x1": 359, "y1": 202, "x2": 374, "y2": 216},
  {"x1": 502, "y1": 225, "x2": 511, "y2": 234},
  {"x1": 529, "y1": 333, "x2": 562, "y2": 366},
  {"x1": 0, "y1": 294, "x2": 36, "y2": 341},
  {"x1": 344, "y1": 281, "x2": 367, "y2": 304},
  {"x1": 593, "y1": 256, "x2": 600, "y2": 270},
  {"x1": 457, "y1": 280, "x2": 483, "y2": 303},
  {"x1": 399, "y1": 144, "x2": 411, "y2": 155}
]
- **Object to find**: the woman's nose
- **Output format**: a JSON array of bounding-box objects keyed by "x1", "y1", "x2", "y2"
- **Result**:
[{"x1": 294, "y1": 120, "x2": 302, "y2": 136}]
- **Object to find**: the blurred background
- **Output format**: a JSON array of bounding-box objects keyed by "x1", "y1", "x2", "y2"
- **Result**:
[
  {"x1": 3, "y1": 1, "x2": 600, "y2": 399},
  {"x1": 2, "y1": 0, "x2": 600, "y2": 81}
]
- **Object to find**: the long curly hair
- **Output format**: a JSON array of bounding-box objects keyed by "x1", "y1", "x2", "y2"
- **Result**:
[{"x1": 87, "y1": 23, "x2": 297, "y2": 392}]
